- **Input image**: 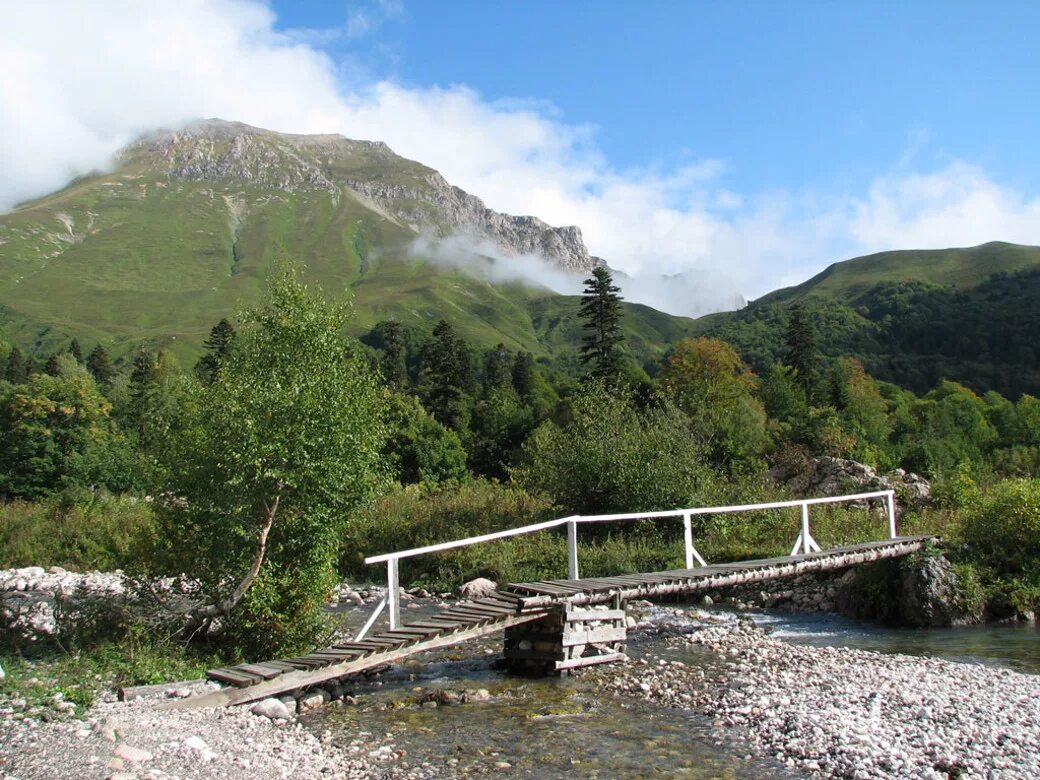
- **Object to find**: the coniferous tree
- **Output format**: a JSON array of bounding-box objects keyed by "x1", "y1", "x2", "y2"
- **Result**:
[
  {"x1": 512, "y1": 351, "x2": 536, "y2": 400},
  {"x1": 380, "y1": 320, "x2": 407, "y2": 389},
  {"x1": 4, "y1": 346, "x2": 27, "y2": 384},
  {"x1": 194, "y1": 318, "x2": 236, "y2": 383},
  {"x1": 69, "y1": 338, "x2": 83, "y2": 363},
  {"x1": 418, "y1": 320, "x2": 474, "y2": 430},
  {"x1": 578, "y1": 266, "x2": 625, "y2": 381},
  {"x1": 43, "y1": 352, "x2": 63, "y2": 376},
  {"x1": 783, "y1": 303, "x2": 819, "y2": 399},
  {"x1": 483, "y1": 343, "x2": 512, "y2": 393},
  {"x1": 86, "y1": 344, "x2": 115, "y2": 387}
]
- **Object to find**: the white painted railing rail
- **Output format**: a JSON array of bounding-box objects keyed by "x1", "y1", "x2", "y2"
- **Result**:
[{"x1": 361, "y1": 489, "x2": 897, "y2": 631}]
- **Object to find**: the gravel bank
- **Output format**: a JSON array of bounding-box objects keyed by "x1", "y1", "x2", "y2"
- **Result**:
[
  {"x1": 0, "y1": 680, "x2": 433, "y2": 780},
  {"x1": 599, "y1": 618, "x2": 1040, "y2": 779}
]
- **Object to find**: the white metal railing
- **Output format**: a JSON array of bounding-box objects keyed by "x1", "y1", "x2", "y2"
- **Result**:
[{"x1": 359, "y1": 489, "x2": 897, "y2": 631}]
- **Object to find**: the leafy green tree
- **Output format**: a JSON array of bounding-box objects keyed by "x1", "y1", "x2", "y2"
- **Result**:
[
  {"x1": 578, "y1": 266, "x2": 625, "y2": 381},
  {"x1": 470, "y1": 386, "x2": 536, "y2": 480},
  {"x1": 900, "y1": 381, "x2": 998, "y2": 476},
  {"x1": 154, "y1": 265, "x2": 387, "y2": 657},
  {"x1": 782, "y1": 303, "x2": 820, "y2": 398},
  {"x1": 4, "y1": 346, "x2": 27, "y2": 384},
  {"x1": 383, "y1": 392, "x2": 468, "y2": 485},
  {"x1": 660, "y1": 337, "x2": 768, "y2": 470},
  {"x1": 194, "y1": 318, "x2": 236, "y2": 383},
  {"x1": 514, "y1": 380, "x2": 720, "y2": 516},
  {"x1": 86, "y1": 344, "x2": 115, "y2": 388},
  {"x1": 828, "y1": 357, "x2": 893, "y2": 466},
  {"x1": 0, "y1": 355, "x2": 139, "y2": 498}
]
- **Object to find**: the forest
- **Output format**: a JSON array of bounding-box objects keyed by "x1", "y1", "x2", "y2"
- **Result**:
[{"x1": 1, "y1": 263, "x2": 1039, "y2": 665}]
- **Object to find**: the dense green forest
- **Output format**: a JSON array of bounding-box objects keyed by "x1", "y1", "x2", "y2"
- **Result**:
[
  {"x1": 693, "y1": 267, "x2": 1040, "y2": 399},
  {"x1": 2, "y1": 264, "x2": 1039, "y2": 664}
]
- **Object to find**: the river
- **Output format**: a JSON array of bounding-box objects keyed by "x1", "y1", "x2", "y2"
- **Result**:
[{"x1": 311, "y1": 601, "x2": 1039, "y2": 778}]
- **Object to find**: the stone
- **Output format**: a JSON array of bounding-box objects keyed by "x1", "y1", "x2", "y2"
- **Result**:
[
  {"x1": 457, "y1": 578, "x2": 498, "y2": 599},
  {"x1": 298, "y1": 690, "x2": 330, "y2": 711},
  {"x1": 94, "y1": 717, "x2": 124, "y2": 742},
  {"x1": 278, "y1": 695, "x2": 298, "y2": 715},
  {"x1": 113, "y1": 743, "x2": 153, "y2": 763},
  {"x1": 250, "y1": 698, "x2": 291, "y2": 720}
]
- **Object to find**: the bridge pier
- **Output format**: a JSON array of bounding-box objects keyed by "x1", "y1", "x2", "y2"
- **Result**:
[{"x1": 503, "y1": 604, "x2": 628, "y2": 675}]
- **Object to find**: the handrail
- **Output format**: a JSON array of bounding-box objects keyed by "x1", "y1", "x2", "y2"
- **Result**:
[{"x1": 362, "y1": 489, "x2": 897, "y2": 630}]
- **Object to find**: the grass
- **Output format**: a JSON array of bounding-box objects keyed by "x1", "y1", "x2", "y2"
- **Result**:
[{"x1": 0, "y1": 630, "x2": 219, "y2": 717}]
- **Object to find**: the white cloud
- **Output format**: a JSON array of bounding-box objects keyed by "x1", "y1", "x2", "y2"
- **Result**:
[{"x1": 2, "y1": 1, "x2": 1040, "y2": 314}]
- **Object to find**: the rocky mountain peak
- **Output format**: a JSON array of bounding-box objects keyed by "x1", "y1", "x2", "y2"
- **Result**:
[{"x1": 126, "y1": 119, "x2": 602, "y2": 275}]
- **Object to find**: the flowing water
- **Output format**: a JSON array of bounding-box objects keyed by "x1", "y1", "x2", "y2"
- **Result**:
[{"x1": 312, "y1": 600, "x2": 1039, "y2": 778}]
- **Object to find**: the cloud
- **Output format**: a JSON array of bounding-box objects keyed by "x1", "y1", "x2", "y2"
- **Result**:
[{"x1": 3, "y1": 1, "x2": 1040, "y2": 314}]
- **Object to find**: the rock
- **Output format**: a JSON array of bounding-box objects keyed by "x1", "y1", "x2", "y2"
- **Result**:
[
  {"x1": 250, "y1": 698, "x2": 291, "y2": 720},
  {"x1": 0, "y1": 661, "x2": 4, "y2": 680},
  {"x1": 458, "y1": 578, "x2": 498, "y2": 599},
  {"x1": 113, "y1": 743, "x2": 153, "y2": 763},
  {"x1": 278, "y1": 695, "x2": 298, "y2": 715},
  {"x1": 298, "y1": 690, "x2": 330, "y2": 711},
  {"x1": 769, "y1": 455, "x2": 930, "y2": 508},
  {"x1": 702, "y1": 595, "x2": 714, "y2": 606}
]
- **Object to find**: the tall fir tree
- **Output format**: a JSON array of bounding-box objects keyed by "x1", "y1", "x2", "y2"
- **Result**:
[
  {"x1": 4, "y1": 346, "x2": 27, "y2": 384},
  {"x1": 483, "y1": 343, "x2": 512, "y2": 393},
  {"x1": 194, "y1": 318, "x2": 236, "y2": 383},
  {"x1": 418, "y1": 320, "x2": 474, "y2": 429},
  {"x1": 43, "y1": 352, "x2": 63, "y2": 376},
  {"x1": 86, "y1": 344, "x2": 115, "y2": 387},
  {"x1": 380, "y1": 320, "x2": 408, "y2": 389},
  {"x1": 783, "y1": 303, "x2": 820, "y2": 399},
  {"x1": 512, "y1": 351, "x2": 536, "y2": 401},
  {"x1": 578, "y1": 266, "x2": 625, "y2": 381},
  {"x1": 69, "y1": 338, "x2": 83, "y2": 363}
]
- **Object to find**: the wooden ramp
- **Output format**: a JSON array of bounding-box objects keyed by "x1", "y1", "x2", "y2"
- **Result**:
[{"x1": 176, "y1": 535, "x2": 934, "y2": 709}]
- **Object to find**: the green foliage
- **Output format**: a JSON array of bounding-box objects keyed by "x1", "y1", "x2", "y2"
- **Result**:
[
  {"x1": 85, "y1": 344, "x2": 115, "y2": 387},
  {"x1": 0, "y1": 357, "x2": 141, "y2": 499},
  {"x1": 783, "y1": 303, "x2": 820, "y2": 398},
  {"x1": 153, "y1": 264, "x2": 388, "y2": 658},
  {"x1": 417, "y1": 319, "x2": 476, "y2": 431},
  {"x1": 578, "y1": 266, "x2": 625, "y2": 381},
  {"x1": 4, "y1": 345, "x2": 27, "y2": 384},
  {"x1": 193, "y1": 318, "x2": 236, "y2": 383},
  {"x1": 383, "y1": 392, "x2": 468, "y2": 485},
  {"x1": 513, "y1": 381, "x2": 721, "y2": 516},
  {"x1": 468, "y1": 386, "x2": 536, "y2": 480},
  {"x1": 961, "y1": 479, "x2": 1040, "y2": 578},
  {"x1": 0, "y1": 491, "x2": 157, "y2": 570},
  {"x1": 660, "y1": 337, "x2": 768, "y2": 470}
]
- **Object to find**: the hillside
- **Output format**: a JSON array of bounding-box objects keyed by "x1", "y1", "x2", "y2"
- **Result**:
[
  {"x1": 694, "y1": 242, "x2": 1040, "y2": 398},
  {"x1": 0, "y1": 120, "x2": 691, "y2": 367}
]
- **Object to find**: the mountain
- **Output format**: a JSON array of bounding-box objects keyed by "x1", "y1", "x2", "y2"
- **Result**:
[
  {"x1": 0, "y1": 119, "x2": 684, "y2": 367},
  {"x1": 692, "y1": 242, "x2": 1040, "y2": 398}
]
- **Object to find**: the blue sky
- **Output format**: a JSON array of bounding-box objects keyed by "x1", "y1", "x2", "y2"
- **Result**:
[
  {"x1": 4, "y1": 1, "x2": 1040, "y2": 312},
  {"x1": 274, "y1": 1, "x2": 1040, "y2": 197}
]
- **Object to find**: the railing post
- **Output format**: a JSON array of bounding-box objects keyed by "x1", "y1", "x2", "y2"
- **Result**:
[
  {"x1": 886, "y1": 491, "x2": 897, "y2": 539},
  {"x1": 683, "y1": 512, "x2": 694, "y2": 569},
  {"x1": 801, "y1": 503, "x2": 811, "y2": 555},
  {"x1": 567, "y1": 520, "x2": 579, "y2": 580},
  {"x1": 387, "y1": 558, "x2": 400, "y2": 630}
]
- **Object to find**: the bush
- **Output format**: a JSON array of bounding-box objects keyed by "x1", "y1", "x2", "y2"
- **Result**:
[
  {"x1": 0, "y1": 491, "x2": 156, "y2": 571},
  {"x1": 513, "y1": 381, "x2": 722, "y2": 517},
  {"x1": 962, "y1": 478, "x2": 1040, "y2": 577}
]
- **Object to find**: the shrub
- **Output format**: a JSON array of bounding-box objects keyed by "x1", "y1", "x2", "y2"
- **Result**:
[{"x1": 961, "y1": 478, "x2": 1040, "y2": 577}]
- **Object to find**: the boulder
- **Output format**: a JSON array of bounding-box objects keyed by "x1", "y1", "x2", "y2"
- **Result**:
[
  {"x1": 769, "y1": 456, "x2": 931, "y2": 509},
  {"x1": 250, "y1": 697, "x2": 291, "y2": 720},
  {"x1": 457, "y1": 578, "x2": 498, "y2": 599}
]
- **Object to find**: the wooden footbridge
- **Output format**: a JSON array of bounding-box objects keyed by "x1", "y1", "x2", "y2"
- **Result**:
[{"x1": 176, "y1": 490, "x2": 936, "y2": 709}]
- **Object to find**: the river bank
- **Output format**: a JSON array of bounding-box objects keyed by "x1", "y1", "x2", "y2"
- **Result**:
[{"x1": 595, "y1": 614, "x2": 1040, "y2": 779}]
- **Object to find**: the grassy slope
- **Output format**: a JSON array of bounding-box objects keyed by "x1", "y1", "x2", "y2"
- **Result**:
[
  {"x1": 0, "y1": 160, "x2": 692, "y2": 368},
  {"x1": 757, "y1": 241, "x2": 1040, "y2": 306}
]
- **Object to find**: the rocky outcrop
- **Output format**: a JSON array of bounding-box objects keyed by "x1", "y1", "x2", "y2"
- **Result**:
[
  {"x1": 133, "y1": 119, "x2": 601, "y2": 274},
  {"x1": 769, "y1": 456, "x2": 931, "y2": 509}
]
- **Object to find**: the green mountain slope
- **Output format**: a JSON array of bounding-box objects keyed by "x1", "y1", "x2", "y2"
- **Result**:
[
  {"x1": 0, "y1": 120, "x2": 694, "y2": 368},
  {"x1": 758, "y1": 241, "x2": 1040, "y2": 305},
  {"x1": 694, "y1": 242, "x2": 1040, "y2": 398}
]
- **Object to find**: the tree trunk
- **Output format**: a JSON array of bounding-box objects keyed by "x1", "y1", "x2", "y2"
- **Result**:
[{"x1": 186, "y1": 487, "x2": 281, "y2": 627}]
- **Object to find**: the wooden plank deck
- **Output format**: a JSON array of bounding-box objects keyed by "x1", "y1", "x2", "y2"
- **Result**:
[{"x1": 178, "y1": 535, "x2": 936, "y2": 709}]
